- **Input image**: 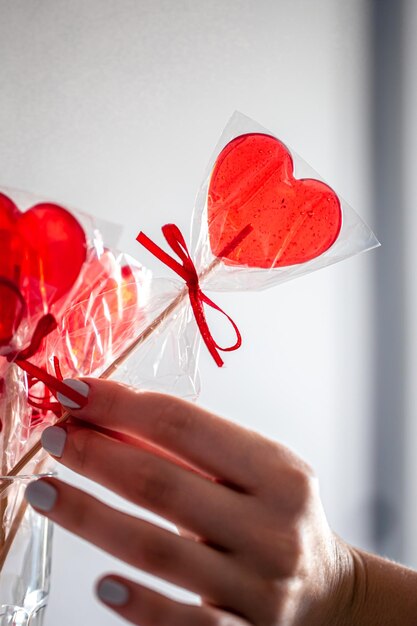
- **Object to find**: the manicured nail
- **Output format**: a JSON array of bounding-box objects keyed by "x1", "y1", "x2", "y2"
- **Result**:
[
  {"x1": 25, "y1": 480, "x2": 57, "y2": 512},
  {"x1": 41, "y1": 426, "x2": 67, "y2": 458},
  {"x1": 97, "y1": 578, "x2": 130, "y2": 607},
  {"x1": 57, "y1": 378, "x2": 90, "y2": 409}
]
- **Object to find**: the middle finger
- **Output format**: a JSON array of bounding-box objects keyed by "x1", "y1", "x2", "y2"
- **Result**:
[
  {"x1": 42, "y1": 424, "x2": 252, "y2": 550},
  {"x1": 25, "y1": 477, "x2": 263, "y2": 620}
]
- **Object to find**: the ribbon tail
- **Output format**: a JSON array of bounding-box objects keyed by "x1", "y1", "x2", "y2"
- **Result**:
[
  {"x1": 188, "y1": 289, "x2": 243, "y2": 367},
  {"x1": 13, "y1": 314, "x2": 57, "y2": 361},
  {"x1": 53, "y1": 356, "x2": 64, "y2": 381},
  {"x1": 28, "y1": 397, "x2": 62, "y2": 412},
  {"x1": 15, "y1": 359, "x2": 88, "y2": 408},
  {"x1": 199, "y1": 292, "x2": 242, "y2": 352},
  {"x1": 188, "y1": 291, "x2": 224, "y2": 367}
]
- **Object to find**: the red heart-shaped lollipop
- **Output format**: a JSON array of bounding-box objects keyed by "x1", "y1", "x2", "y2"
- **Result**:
[
  {"x1": 208, "y1": 133, "x2": 342, "y2": 268},
  {"x1": 54, "y1": 253, "x2": 144, "y2": 377},
  {"x1": 0, "y1": 192, "x2": 87, "y2": 344}
]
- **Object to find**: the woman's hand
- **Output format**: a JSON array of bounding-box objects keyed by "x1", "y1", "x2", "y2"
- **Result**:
[{"x1": 25, "y1": 378, "x2": 359, "y2": 625}]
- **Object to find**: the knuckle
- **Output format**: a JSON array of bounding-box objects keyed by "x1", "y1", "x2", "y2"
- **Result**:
[
  {"x1": 193, "y1": 605, "x2": 253, "y2": 626},
  {"x1": 257, "y1": 529, "x2": 304, "y2": 578},
  {"x1": 285, "y1": 466, "x2": 316, "y2": 514},
  {"x1": 292, "y1": 467, "x2": 312, "y2": 496},
  {"x1": 268, "y1": 460, "x2": 317, "y2": 519},
  {"x1": 139, "y1": 596, "x2": 168, "y2": 626},
  {"x1": 100, "y1": 381, "x2": 123, "y2": 418},
  {"x1": 137, "y1": 535, "x2": 173, "y2": 574},
  {"x1": 199, "y1": 610, "x2": 229, "y2": 626},
  {"x1": 134, "y1": 457, "x2": 173, "y2": 510},
  {"x1": 277, "y1": 532, "x2": 304, "y2": 575},
  {"x1": 69, "y1": 492, "x2": 89, "y2": 531},
  {"x1": 256, "y1": 580, "x2": 300, "y2": 626},
  {"x1": 70, "y1": 428, "x2": 95, "y2": 473},
  {"x1": 154, "y1": 397, "x2": 194, "y2": 444}
]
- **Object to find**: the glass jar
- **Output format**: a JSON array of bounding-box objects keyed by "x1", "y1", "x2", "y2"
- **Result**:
[{"x1": 0, "y1": 474, "x2": 54, "y2": 626}]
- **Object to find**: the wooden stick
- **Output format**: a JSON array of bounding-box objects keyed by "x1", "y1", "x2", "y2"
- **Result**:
[
  {"x1": 0, "y1": 457, "x2": 46, "y2": 571},
  {"x1": 0, "y1": 496, "x2": 26, "y2": 572},
  {"x1": 0, "y1": 366, "x2": 18, "y2": 549},
  {"x1": 0, "y1": 406, "x2": 10, "y2": 546}
]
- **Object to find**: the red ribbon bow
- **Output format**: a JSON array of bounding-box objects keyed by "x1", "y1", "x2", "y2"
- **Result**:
[
  {"x1": 6, "y1": 313, "x2": 88, "y2": 409},
  {"x1": 137, "y1": 223, "x2": 250, "y2": 367}
]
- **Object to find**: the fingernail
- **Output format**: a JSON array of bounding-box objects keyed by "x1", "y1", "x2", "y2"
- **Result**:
[
  {"x1": 25, "y1": 480, "x2": 57, "y2": 512},
  {"x1": 97, "y1": 578, "x2": 130, "y2": 607},
  {"x1": 41, "y1": 426, "x2": 67, "y2": 458},
  {"x1": 57, "y1": 378, "x2": 90, "y2": 409}
]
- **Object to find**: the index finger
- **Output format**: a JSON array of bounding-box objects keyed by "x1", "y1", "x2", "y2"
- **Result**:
[{"x1": 57, "y1": 378, "x2": 267, "y2": 491}]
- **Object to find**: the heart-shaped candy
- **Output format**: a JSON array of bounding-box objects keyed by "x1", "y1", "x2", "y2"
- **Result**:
[
  {"x1": 53, "y1": 252, "x2": 145, "y2": 376},
  {"x1": 0, "y1": 192, "x2": 86, "y2": 303},
  {"x1": 208, "y1": 133, "x2": 342, "y2": 268},
  {"x1": 0, "y1": 192, "x2": 87, "y2": 344}
]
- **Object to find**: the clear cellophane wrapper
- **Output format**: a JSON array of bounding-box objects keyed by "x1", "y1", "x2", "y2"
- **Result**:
[
  {"x1": 191, "y1": 111, "x2": 379, "y2": 293},
  {"x1": 0, "y1": 187, "x2": 200, "y2": 593}
]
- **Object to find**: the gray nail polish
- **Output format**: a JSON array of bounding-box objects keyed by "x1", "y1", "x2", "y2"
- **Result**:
[
  {"x1": 41, "y1": 426, "x2": 67, "y2": 458},
  {"x1": 97, "y1": 579, "x2": 130, "y2": 606},
  {"x1": 57, "y1": 378, "x2": 90, "y2": 409},
  {"x1": 25, "y1": 480, "x2": 57, "y2": 512}
]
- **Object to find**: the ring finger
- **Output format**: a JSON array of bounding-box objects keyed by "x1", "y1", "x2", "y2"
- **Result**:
[{"x1": 25, "y1": 477, "x2": 261, "y2": 617}]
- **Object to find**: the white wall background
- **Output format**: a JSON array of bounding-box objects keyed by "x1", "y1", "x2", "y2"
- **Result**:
[{"x1": 0, "y1": 1, "x2": 377, "y2": 624}]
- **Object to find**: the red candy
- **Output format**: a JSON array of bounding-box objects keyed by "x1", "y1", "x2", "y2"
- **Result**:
[
  {"x1": 59, "y1": 252, "x2": 143, "y2": 376},
  {"x1": 208, "y1": 134, "x2": 342, "y2": 268},
  {"x1": 0, "y1": 279, "x2": 25, "y2": 346},
  {"x1": 0, "y1": 192, "x2": 87, "y2": 345}
]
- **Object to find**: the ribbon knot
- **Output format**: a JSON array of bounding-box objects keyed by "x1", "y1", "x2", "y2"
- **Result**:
[
  {"x1": 137, "y1": 223, "x2": 250, "y2": 367},
  {"x1": 6, "y1": 313, "x2": 88, "y2": 409}
]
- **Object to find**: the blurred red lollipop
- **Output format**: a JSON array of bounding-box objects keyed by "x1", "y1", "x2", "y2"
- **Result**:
[
  {"x1": 16, "y1": 202, "x2": 87, "y2": 305},
  {"x1": 0, "y1": 192, "x2": 87, "y2": 347},
  {"x1": 55, "y1": 252, "x2": 145, "y2": 377}
]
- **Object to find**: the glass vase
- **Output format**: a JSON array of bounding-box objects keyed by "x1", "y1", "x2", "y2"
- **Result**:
[{"x1": 0, "y1": 474, "x2": 53, "y2": 626}]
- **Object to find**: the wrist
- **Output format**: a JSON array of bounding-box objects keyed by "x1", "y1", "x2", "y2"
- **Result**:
[
  {"x1": 331, "y1": 543, "x2": 417, "y2": 626},
  {"x1": 294, "y1": 533, "x2": 359, "y2": 626},
  {"x1": 325, "y1": 537, "x2": 363, "y2": 626}
]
